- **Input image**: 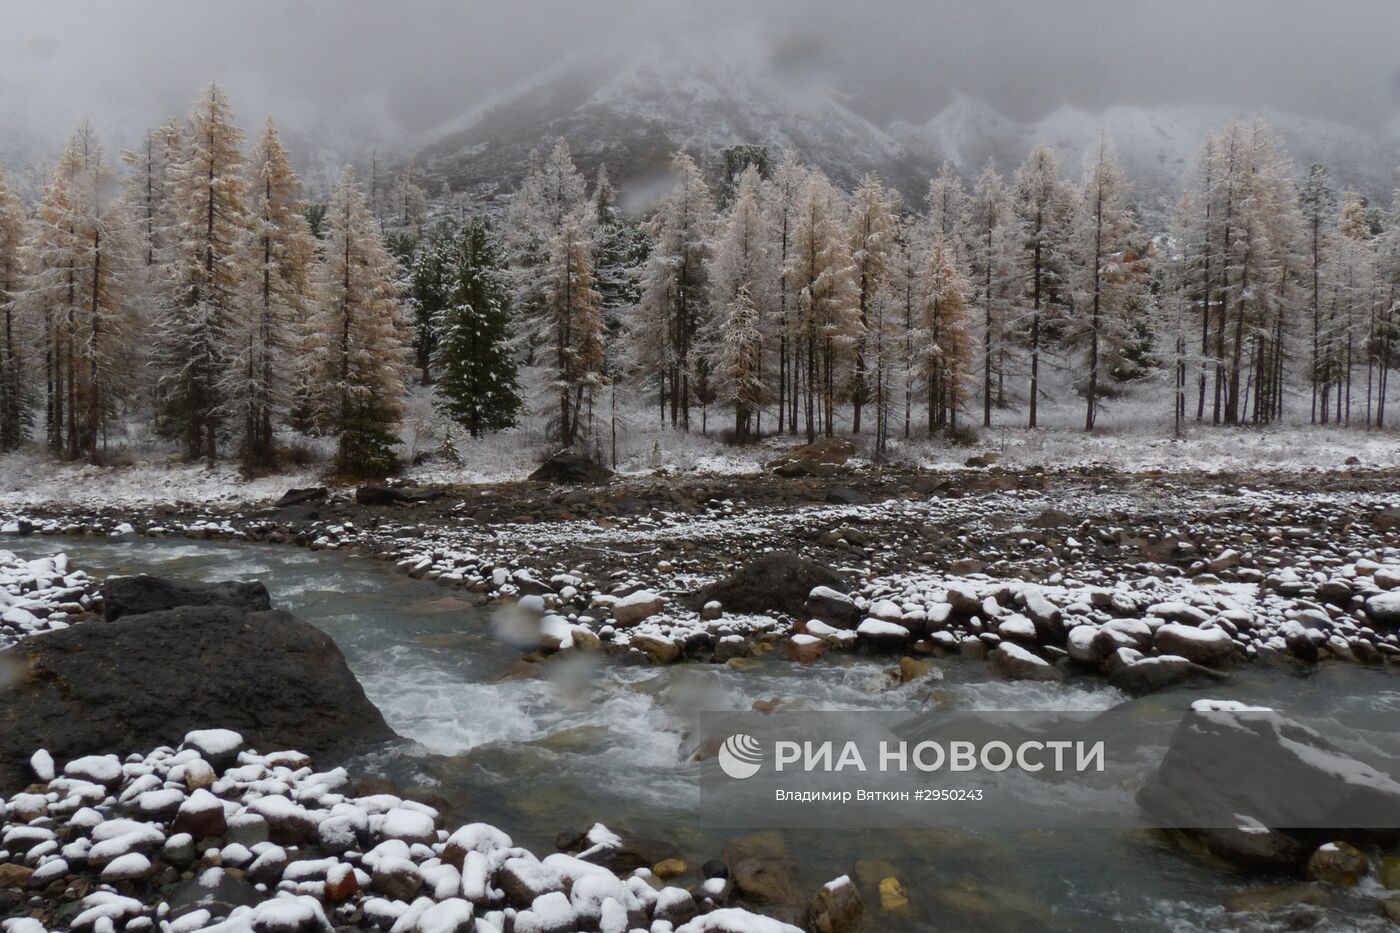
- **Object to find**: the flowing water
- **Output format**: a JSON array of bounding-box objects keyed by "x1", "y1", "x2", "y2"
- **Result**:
[{"x1": 8, "y1": 535, "x2": 1398, "y2": 932}]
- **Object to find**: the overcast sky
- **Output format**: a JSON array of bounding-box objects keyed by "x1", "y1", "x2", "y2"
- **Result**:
[{"x1": 3, "y1": 0, "x2": 1399, "y2": 157}]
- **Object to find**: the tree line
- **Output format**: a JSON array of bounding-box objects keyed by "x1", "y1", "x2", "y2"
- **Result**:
[{"x1": 1, "y1": 93, "x2": 1397, "y2": 476}]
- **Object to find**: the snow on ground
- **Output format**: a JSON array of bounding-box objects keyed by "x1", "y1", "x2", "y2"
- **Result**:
[
  {"x1": 2, "y1": 380, "x2": 1397, "y2": 510},
  {"x1": 0, "y1": 452, "x2": 321, "y2": 509}
]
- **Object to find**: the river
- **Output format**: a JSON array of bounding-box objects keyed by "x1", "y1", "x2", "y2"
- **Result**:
[{"x1": 7, "y1": 534, "x2": 1396, "y2": 932}]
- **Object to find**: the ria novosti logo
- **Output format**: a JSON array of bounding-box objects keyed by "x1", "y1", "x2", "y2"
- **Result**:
[{"x1": 718, "y1": 733, "x2": 764, "y2": 779}]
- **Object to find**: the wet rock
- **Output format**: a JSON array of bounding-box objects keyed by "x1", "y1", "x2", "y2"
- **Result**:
[
  {"x1": 785, "y1": 634, "x2": 828, "y2": 663},
  {"x1": 1365, "y1": 591, "x2": 1400, "y2": 627},
  {"x1": 0, "y1": 605, "x2": 397, "y2": 790},
  {"x1": 1152, "y1": 623, "x2": 1235, "y2": 666},
  {"x1": 101, "y1": 574, "x2": 272, "y2": 621},
  {"x1": 728, "y1": 856, "x2": 802, "y2": 907},
  {"x1": 805, "y1": 587, "x2": 860, "y2": 629},
  {"x1": 1139, "y1": 701, "x2": 1400, "y2": 843},
  {"x1": 825, "y1": 487, "x2": 872, "y2": 506},
  {"x1": 172, "y1": 788, "x2": 228, "y2": 840},
  {"x1": 808, "y1": 874, "x2": 863, "y2": 933},
  {"x1": 1186, "y1": 825, "x2": 1307, "y2": 871},
  {"x1": 1108, "y1": 656, "x2": 1229, "y2": 696},
  {"x1": 991, "y1": 643, "x2": 1063, "y2": 682},
  {"x1": 1223, "y1": 882, "x2": 1331, "y2": 913},
  {"x1": 612, "y1": 590, "x2": 664, "y2": 627},
  {"x1": 695, "y1": 552, "x2": 849, "y2": 618},
  {"x1": 529, "y1": 453, "x2": 614, "y2": 485},
  {"x1": 631, "y1": 634, "x2": 681, "y2": 664},
  {"x1": 898, "y1": 656, "x2": 934, "y2": 683},
  {"x1": 1305, "y1": 842, "x2": 1368, "y2": 886}
]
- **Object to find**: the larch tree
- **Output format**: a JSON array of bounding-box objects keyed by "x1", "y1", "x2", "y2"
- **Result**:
[
  {"x1": 312, "y1": 167, "x2": 411, "y2": 476},
  {"x1": 545, "y1": 215, "x2": 607, "y2": 449},
  {"x1": 635, "y1": 151, "x2": 713, "y2": 430},
  {"x1": 789, "y1": 170, "x2": 858, "y2": 441},
  {"x1": 156, "y1": 84, "x2": 248, "y2": 463},
  {"x1": 228, "y1": 118, "x2": 315, "y2": 469},
  {"x1": 504, "y1": 139, "x2": 593, "y2": 364},
  {"x1": 1012, "y1": 145, "x2": 1072, "y2": 428},
  {"x1": 709, "y1": 286, "x2": 765, "y2": 443},
  {"x1": 23, "y1": 141, "x2": 83, "y2": 454},
  {"x1": 966, "y1": 161, "x2": 1012, "y2": 427},
  {"x1": 68, "y1": 122, "x2": 133, "y2": 461},
  {"x1": 760, "y1": 150, "x2": 807, "y2": 434},
  {"x1": 708, "y1": 164, "x2": 768, "y2": 437},
  {"x1": 1326, "y1": 189, "x2": 1375, "y2": 425},
  {"x1": 0, "y1": 168, "x2": 28, "y2": 451},
  {"x1": 845, "y1": 173, "x2": 898, "y2": 434},
  {"x1": 888, "y1": 215, "x2": 926, "y2": 438},
  {"x1": 926, "y1": 162, "x2": 968, "y2": 253},
  {"x1": 122, "y1": 119, "x2": 182, "y2": 269},
  {"x1": 1299, "y1": 165, "x2": 1335, "y2": 423},
  {"x1": 1071, "y1": 133, "x2": 1140, "y2": 432},
  {"x1": 432, "y1": 217, "x2": 522, "y2": 438},
  {"x1": 920, "y1": 233, "x2": 973, "y2": 432}
]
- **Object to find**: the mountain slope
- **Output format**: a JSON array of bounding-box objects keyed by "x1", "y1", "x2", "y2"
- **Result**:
[{"x1": 411, "y1": 46, "x2": 1395, "y2": 212}]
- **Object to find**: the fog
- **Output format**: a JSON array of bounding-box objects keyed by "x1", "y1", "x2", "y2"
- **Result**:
[{"x1": 3, "y1": 0, "x2": 1399, "y2": 158}]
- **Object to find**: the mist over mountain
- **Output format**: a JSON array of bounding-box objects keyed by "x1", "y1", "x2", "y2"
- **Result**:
[{"x1": 403, "y1": 43, "x2": 1398, "y2": 217}]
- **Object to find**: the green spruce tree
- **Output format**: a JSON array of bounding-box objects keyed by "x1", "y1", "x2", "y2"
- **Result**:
[{"x1": 432, "y1": 218, "x2": 522, "y2": 438}]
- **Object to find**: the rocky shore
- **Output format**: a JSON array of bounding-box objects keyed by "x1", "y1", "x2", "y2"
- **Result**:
[
  {"x1": 1, "y1": 729, "x2": 846, "y2": 933},
  {"x1": 5, "y1": 463, "x2": 1400, "y2": 693}
]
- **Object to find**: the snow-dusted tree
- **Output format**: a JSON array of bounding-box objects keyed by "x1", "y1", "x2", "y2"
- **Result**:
[
  {"x1": 0, "y1": 168, "x2": 28, "y2": 451},
  {"x1": 226, "y1": 118, "x2": 315, "y2": 468},
  {"x1": 887, "y1": 216, "x2": 926, "y2": 439},
  {"x1": 1011, "y1": 145, "x2": 1072, "y2": 428},
  {"x1": 635, "y1": 151, "x2": 713, "y2": 430},
  {"x1": 311, "y1": 167, "x2": 410, "y2": 476},
  {"x1": 122, "y1": 119, "x2": 182, "y2": 268},
  {"x1": 965, "y1": 161, "x2": 1012, "y2": 427},
  {"x1": 845, "y1": 174, "x2": 898, "y2": 434},
  {"x1": 1210, "y1": 121, "x2": 1301, "y2": 424},
  {"x1": 789, "y1": 170, "x2": 858, "y2": 440},
  {"x1": 22, "y1": 126, "x2": 133, "y2": 462},
  {"x1": 69, "y1": 123, "x2": 133, "y2": 461},
  {"x1": 760, "y1": 150, "x2": 808, "y2": 433},
  {"x1": 926, "y1": 162, "x2": 968, "y2": 252},
  {"x1": 1299, "y1": 165, "x2": 1335, "y2": 423},
  {"x1": 1173, "y1": 136, "x2": 1222, "y2": 422},
  {"x1": 156, "y1": 84, "x2": 248, "y2": 463},
  {"x1": 392, "y1": 161, "x2": 429, "y2": 232},
  {"x1": 1376, "y1": 188, "x2": 1400, "y2": 427},
  {"x1": 709, "y1": 286, "x2": 765, "y2": 442},
  {"x1": 545, "y1": 215, "x2": 607, "y2": 448},
  {"x1": 1070, "y1": 134, "x2": 1140, "y2": 431},
  {"x1": 432, "y1": 218, "x2": 521, "y2": 438},
  {"x1": 591, "y1": 165, "x2": 645, "y2": 325},
  {"x1": 404, "y1": 228, "x2": 452, "y2": 386},
  {"x1": 23, "y1": 143, "x2": 83, "y2": 453},
  {"x1": 503, "y1": 139, "x2": 594, "y2": 362},
  {"x1": 1324, "y1": 189, "x2": 1375, "y2": 425},
  {"x1": 920, "y1": 234, "x2": 973, "y2": 432},
  {"x1": 708, "y1": 164, "x2": 768, "y2": 434}
]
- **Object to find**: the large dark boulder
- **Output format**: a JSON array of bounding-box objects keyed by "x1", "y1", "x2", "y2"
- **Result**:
[
  {"x1": 102, "y1": 575, "x2": 272, "y2": 621},
  {"x1": 273, "y1": 487, "x2": 329, "y2": 507},
  {"x1": 1138, "y1": 701, "x2": 1400, "y2": 846},
  {"x1": 355, "y1": 485, "x2": 445, "y2": 506},
  {"x1": 1108, "y1": 656, "x2": 1229, "y2": 696},
  {"x1": 0, "y1": 606, "x2": 397, "y2": 790},
  {"x1": 695, "y1": 551, "x2": 848, "y2": 618},
  {"x1": 529, "y1": 452, "x2": 614, "y2": 484}
]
